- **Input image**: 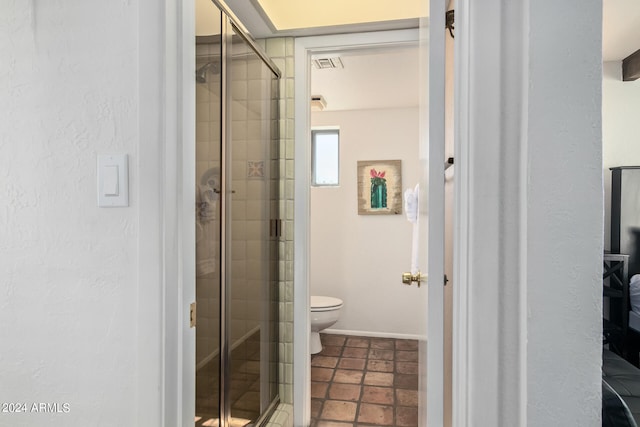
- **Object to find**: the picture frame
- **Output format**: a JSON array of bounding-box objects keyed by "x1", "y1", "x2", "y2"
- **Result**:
[{"x1": 357, "y1": 160, "x2": 402, "y2": 215}]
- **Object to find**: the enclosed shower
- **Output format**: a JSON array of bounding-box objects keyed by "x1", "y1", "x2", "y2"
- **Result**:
[{"x1": 195, "y1": 2, "x2": 281, "y2": 426}]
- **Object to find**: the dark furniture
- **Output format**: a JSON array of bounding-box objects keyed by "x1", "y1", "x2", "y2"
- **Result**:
[
  {"x1": 604, "y1": 254, "x2": 630, "y2": 356},
  {"x1": 610, "y1": 166, "x2": 640, "y2": 278},
  {"x1": 603, "y1": 349, "x2": 640, "y2": 426}
]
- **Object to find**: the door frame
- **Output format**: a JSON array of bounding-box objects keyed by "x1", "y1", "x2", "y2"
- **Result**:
[
  {"x1": 166, "y1": 1, "x2": 283, "y2": 425},
  {"x1": 293, "y1": 29, "x2": 421, "y2": 427},
  {"x1": 427, "y1": 0, "x2": 447, "y2": 425},
  {"x1": 451, "y1": 0, "x2": 529, "y2": 425},
  {"x1": 147, "y1": 0, "x2": 213, "y2": 425},
  {"x1": 142, "y1": 0, "x2": 197, "y2": 425}
]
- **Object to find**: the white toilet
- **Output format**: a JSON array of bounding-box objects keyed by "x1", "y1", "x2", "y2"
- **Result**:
[{"x1": 310, "y1": 295, "x2": 344, "y2": 354}]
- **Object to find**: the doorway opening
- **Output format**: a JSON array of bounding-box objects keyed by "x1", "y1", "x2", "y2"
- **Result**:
[
  {"x1": 293, "y1": 30, "x2": 428, "y2": 426},
  {"x1": 308, "y1": 44, "x2": 422, "y2": 425}
]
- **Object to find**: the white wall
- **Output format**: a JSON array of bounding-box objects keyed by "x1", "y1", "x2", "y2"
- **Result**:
[
  {"x1": 526, "y1": 0, "x2": 602, "y2": 424},
  {"x1": 0, "y1": 2, "x2": 162, "y2": 426},
  {"x1": 310, "y1": 108, "x2": 424, "y2": 337},
  {"x1": 602, "y1": 61, "x2": 640, "y2": 250}
]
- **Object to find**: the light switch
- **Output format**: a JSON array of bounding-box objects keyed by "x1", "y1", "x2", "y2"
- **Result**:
[
  {"x1": 98, "y1": 154, "x2": 128, "y2": 207},
  {"x1": 103, "y1": 165, "x2": 119, "y2": 196}
]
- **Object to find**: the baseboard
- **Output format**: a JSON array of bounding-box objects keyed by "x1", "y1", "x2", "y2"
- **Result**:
[
  {"x1": 196, "y1": 324, "x2": 261, "y2": 371},
  {"x1": 322, "y1": 328, "x2": 424, "y2": 341}
]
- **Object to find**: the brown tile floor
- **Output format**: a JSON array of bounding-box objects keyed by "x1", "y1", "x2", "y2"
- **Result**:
[{"x1": 311, "y1": 334, "x2": 419, "y2": 427}]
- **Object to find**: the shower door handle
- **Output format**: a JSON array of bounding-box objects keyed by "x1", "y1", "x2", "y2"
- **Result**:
[{"x1": 270, "y1": 219, "x2": 282, "y2": 237}]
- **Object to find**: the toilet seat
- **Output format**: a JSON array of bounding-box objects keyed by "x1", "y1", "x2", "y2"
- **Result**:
[{"x1": 311, "y1": 295, "x2": 343, "y2": 311}]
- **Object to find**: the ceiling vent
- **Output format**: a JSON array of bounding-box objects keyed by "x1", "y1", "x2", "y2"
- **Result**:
[
  {"x1": 311, "y1": 95, "x2": 327, "y2": 111},
  {"x1": 312, "y1": 57, "x2": 344, "y2": 70}
]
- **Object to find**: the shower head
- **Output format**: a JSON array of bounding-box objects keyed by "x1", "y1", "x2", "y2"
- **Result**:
[{"x1": 196, "y1": 61, "x2": 220, "y2": 83}]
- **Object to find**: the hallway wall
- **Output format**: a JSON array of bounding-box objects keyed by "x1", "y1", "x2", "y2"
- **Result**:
[
  {"x1": 0, "y1": 0, "x2": 605, "y2": 425},
  {"x1": 310, "y1": 107, "x2": 423, "y2": 337},
  {"x1": 525, "y1": 0, "x2": 603, "y2": 424},
  {"x1": 1, "y1": 2, "x2": 144, "y2": 426}
]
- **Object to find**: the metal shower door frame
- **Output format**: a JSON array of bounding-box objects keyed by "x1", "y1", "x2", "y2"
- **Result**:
[{"x1": 203, "y1": 2, "x2": 282, "y2": 426}]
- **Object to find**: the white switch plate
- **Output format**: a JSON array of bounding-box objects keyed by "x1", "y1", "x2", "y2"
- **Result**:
[{"x1": 97, "y1": 154, "x2": 128, "y2": 207}]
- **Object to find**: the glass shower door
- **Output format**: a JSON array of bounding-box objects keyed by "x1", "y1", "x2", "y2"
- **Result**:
[
  {"x1": 194, "y1": 4, "x2": 279, "y2": 426},
  {"x1": 224, "y1": 25, "x2": 279, "y2": 426},
  {"x1": 195, "y1": 5, "x2": 222, "y2": 427}
]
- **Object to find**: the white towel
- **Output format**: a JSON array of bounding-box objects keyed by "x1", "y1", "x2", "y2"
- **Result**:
[
  {"x1": 404, "y1": 184, "x2": 420, "y2": 274},
  {"x1": 404, "y1": 184, "x2": 419, "y2": 224}
]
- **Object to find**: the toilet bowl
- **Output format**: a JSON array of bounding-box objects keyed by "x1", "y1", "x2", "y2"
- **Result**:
[{"x1": 310, "y1": 295, "x2": 343, "y2": 354}]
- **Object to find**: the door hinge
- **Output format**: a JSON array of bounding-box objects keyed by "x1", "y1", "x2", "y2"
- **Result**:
[
  {"x1": 446, "y1": 10, "x2": 455, "y2": 38},
  {"x1": 445, "y1": 157, "x2": 454, "y2": 171},
  {"x1": 190, "y1": 302, "x2": 197, "y2": 328}
]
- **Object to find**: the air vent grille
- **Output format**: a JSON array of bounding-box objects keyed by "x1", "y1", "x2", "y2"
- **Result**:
[{"x1": 312, "y1": 57, "x2": 344, "y2": 69}]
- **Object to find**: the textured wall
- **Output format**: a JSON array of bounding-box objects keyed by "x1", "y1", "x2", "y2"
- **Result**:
[
  {"x1": 309, "y1": 108, "x2": 424, "y2": 337},
  {"x1": 0, "y1": 1, "x2": 140, "y2": 426},
  {"x1": 0, "y1": 3, "x2": 294, "y2": 426},
  {"x1": 462, "y1": 0, "x2": 602, "y2": 424},
  {"x1": 527, "y1": 0, "x2": 603, "y2": 424}
]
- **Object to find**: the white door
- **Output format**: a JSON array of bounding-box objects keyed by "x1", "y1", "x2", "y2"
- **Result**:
[{"x1": 425, "y1": 0, "x2": 452, "y2": 426}]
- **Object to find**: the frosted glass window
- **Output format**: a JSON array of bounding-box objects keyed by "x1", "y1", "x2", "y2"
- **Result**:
[{"x1": 311, "y1": 129, "x2": 339, "y2": 186}]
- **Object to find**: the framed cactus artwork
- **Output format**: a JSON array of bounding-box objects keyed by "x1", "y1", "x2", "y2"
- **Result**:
[{"x1": 357, "y1": 160, "x2": 402, "y2": 215}]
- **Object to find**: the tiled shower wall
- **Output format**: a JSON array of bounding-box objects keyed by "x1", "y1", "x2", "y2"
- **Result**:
[
  {"x1": 195, "y1": 41, "x2": 273, "y2": 369},
  {"x1": 261, "y1": 37, "x2": 295, "y2": 427},
  {"x1": 228, "y1": 47, "x2": 271, "y2": 359},
  {"x1": 195, "y1": 42, "x2": 221, "y2": 368}
]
